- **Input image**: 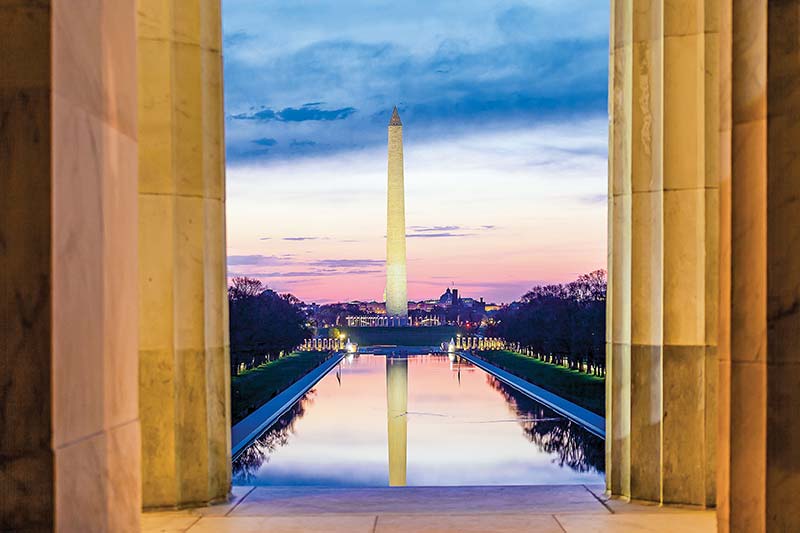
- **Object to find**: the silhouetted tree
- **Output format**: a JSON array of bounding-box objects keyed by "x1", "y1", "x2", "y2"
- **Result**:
[
  {"x1": 229, "y1": 276, "x2": 266, "y2": 299},
  {"x1": 228, "y1": 277, "x2": 312, "y2": 374},
  {"x1": 488, "y1": 270, "x2": 606, "y2": 375}
]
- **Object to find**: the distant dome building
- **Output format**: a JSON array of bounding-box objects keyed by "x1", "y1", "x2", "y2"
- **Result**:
[{"x1": 438, "y1": 287, "x2": 459, "y2": 307}]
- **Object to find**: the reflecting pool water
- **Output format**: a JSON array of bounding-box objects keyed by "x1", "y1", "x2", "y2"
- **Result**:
[{"x1": 233, "y1": 354, "x2": 604, "y2": 487}]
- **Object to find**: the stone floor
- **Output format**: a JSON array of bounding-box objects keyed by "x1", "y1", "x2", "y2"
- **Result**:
[{"x1": 142, "y1": 485, "x2": 717, "y2": 532}]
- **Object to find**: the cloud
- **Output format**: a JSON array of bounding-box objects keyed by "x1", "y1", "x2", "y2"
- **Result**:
[
  {"x1": 405, "y1": 225, "x2": 498, "y2": 238},
  {"x1": 412, "y1": 278, "x2": 540, "y2": 289},
  {"x1": 228, "y1": 268, "x2": 381, "y2": 278},
  {"x1": 406, "y1": 232, "x2": 474, "y2": 239},
  {"x1": 223, "y1": 30, "x2": 253, "y2": 48},
  {"x1": 227, "y1": 254, "x2": 294, "y2": 266},
  {"x1": 408, "y1": 278, "x2": 546, "y2": 303},
  {"x1": 311, "y1": 259, "x2": 383, "y2": 268},
  {"x1": 576, "y1": 193, "x2": 607, "y2": 205},
  {"x1": 282, "y1": 236, "x2": 329, "y2": 241},
  {"x1": 280, "y1": 105, "x2": 356, "y2": 122},
  {"x1": 232, "y1": 104, "x2": 356, "y2": 122},
  {"x1": 226, "y1": 255, "x2": 383, "y2": 271},
  {"x1": 222, "y1": 1, "x2": 609, "y2": 162},
  {"x1": 290, "y1": 140, "x2": 317, "y2": 148},
  {"x1": 409, "y1": 225, "x2": 461, "y2": 232}
]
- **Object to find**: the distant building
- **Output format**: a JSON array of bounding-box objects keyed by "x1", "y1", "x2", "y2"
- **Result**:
[{"x1": 438, "y1": 287, "x2": 460, "y2": 307}]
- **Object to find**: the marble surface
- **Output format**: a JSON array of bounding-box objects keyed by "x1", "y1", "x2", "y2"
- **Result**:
[
  {"x1": 52, "y1": 0, "x2": 142, "y2": 526},
  {"x1": 137, "y1": 0, "x2": 231, "y2": 509},
  {"x1": 1, "y1": 4, "x2": 54, "y2": 527},
  {"x1": 141, "y1": 485, "x2": 716, "y2": 532},
  {"x1": 607, "y1": 0, "x2": 718, "y2": 507},
  {"x1": 2, "y1": 0, "x2": 142, "y2": 531},
  {"x1": 718, "y1": 2, "x2": 800, "y2": 531},
  {"x1": 0, "y1": 0, "x2": 140, "y2": 531}
]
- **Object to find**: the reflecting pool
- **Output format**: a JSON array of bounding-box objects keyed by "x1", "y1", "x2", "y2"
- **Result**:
[{"x1": 233, "y1": 354, "x2": 604, "y2": 486}]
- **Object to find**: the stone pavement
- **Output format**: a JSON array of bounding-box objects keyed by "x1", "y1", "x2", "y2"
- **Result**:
[{"x1": 142, "y1": 485, "x2": 716, "y2": 532}]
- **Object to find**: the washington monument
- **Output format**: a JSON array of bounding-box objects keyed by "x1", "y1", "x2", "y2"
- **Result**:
[{"x1": 385, "y1": 107, "x2": 408, "y2": 322}]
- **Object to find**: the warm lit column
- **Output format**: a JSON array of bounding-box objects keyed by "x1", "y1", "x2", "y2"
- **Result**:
[
  {"x1": 1, "y1": 2, "x2": 141, "y2": 530},
  {"x1": 717, "y1": 1, "x2": 800, "y2": 531},
  {"x1": 608, "y1": 0, "x2": 719, "y2": 506},
  {"x1": 660, "y1": 0, "x2": 718, "y2": 506},
  {"x1": 606, "y1": 0, "x2": 633, "y2": 498},
  {"x1": 386, "y1": 357, "x2": 408, "y2": 486},
  {"x1": 628, "y1": 0, "x2": 663, "y2": 503},
  {"x1": 137, "y1": 0, "x2": 231, "y2": 508}
]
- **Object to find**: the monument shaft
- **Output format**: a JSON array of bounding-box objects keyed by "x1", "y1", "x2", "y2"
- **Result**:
[{"x1": 386, "y1": 107, "x2": 408, "y2": 318}]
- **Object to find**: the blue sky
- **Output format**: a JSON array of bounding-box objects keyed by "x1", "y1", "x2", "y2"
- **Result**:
[{"x1": 222, "y1": 1, "x2": 609, "y2": 303}]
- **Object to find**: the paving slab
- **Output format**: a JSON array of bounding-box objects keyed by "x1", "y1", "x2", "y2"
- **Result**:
[
  {"x1": 142, "y1": 485, "x2": 717, "y2": 532},
  {"x1": 556, "y1": 511, "x2": 717, "y2": 532},
  {"x1": 193, "y1": 486, "x2": 255, "y2": 516},
  {"x1": 232, "y1": 485, "x2": 607, "y2": 516},
  {"x1": 187, "y1": 515, "x2": 377, "y2": 533},
  {"x1": 375, "y1": 513, "x2": 563, "y2": 533},
  {"x1": 141, "y1": 512, "x2": 200, "y2": 533},
  {"x1": 583, "y1": 484, "x2": 709, "y2": 515}
]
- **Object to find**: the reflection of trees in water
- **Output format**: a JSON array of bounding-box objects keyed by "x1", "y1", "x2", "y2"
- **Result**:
[
  {"x1": 232, "y1": 390, "x2": 317, "y2": 482},
  {"x1": 486, "y1": 376, "x2": 604, "y2": 473}
]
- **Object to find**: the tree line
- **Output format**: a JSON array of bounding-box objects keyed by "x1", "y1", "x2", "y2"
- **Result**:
[
  {"x1": 488, "y1": 270, "x2": 606, "y2": 376},
  {"x1": 228, "y1": 277, "x2": 311, "y2": 374}
]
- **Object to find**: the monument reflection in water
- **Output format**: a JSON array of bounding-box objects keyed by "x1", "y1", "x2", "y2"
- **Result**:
[
  {"x1": 386, "y1": 357, "x2": 408, "y2": 486},
  {"x1": 232, "y1": 354, "x2": 604, "y2": 487}
]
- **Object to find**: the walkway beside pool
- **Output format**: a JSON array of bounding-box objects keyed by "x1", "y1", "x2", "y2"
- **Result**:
[{"x1": 141, "y1": 485, "x2": 716, "y2": 532}]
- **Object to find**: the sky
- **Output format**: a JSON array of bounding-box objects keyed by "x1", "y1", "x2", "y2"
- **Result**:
[{"x1": 223, "y1": 0, "x2": 609, "y2": 304}]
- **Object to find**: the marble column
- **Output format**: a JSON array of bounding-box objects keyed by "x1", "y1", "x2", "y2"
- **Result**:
[
  {"x1": 717, "y1": 1, "x2": 800, "y2": 531},
  {"x1": 1, "y1": 1, "x2": 141, "y2": 530},
  {"x1": 137, "y1": 0, "x2": 231, "y2": 508},
  {"x1": 607, "y1": 0, "x2": 718, "y2": 506},
  {"x1": 606, "y1": 0, "x2": 632, "y2": 498}
]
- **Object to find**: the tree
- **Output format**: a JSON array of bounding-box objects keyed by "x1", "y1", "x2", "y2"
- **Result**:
[
  {"x1": 228, "y1": 277, "x2": 312, "y2": 374},
  {"x1": 229, "y1": 276, "x2": 265, "y2": 299},
  {"x1": 488, "y1": 270, "x2": 606, "y2": 375}
]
